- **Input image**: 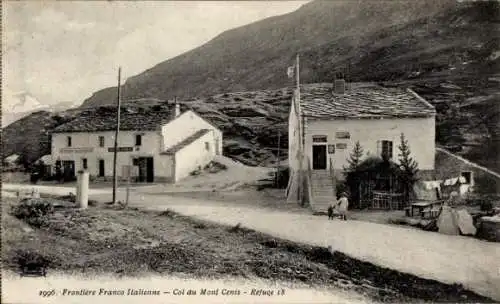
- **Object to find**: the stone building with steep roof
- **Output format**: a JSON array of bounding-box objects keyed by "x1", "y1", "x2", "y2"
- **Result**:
[
  {"x1": 287, "y1": 80, "x2": 436, "y2": 212},
  {"x1": 50, "y1": 103, "x2": 222, "y2": 183}
]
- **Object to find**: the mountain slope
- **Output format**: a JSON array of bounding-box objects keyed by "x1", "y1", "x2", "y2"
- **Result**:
[
  {"x1": 82, "y1": 0, "x2": 463, "y2": 107},
  {"x1": 5, "y1": 0, "x2": 499, "y2": 174},
  {"x1": 78, "y1": 0, "x2": 499, "y2": 172}
]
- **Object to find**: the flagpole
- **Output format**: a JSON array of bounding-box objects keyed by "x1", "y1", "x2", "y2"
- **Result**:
[
  {"x1": 295, "y1": 53, "x2": 304, "y2": 204},
  {"x1": 112, "y1": 67, "x2": 122, "y2": 204}
]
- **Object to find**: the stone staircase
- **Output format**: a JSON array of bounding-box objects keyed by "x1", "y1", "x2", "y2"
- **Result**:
[{"x1": 310, "y1": 170, "x2": 336, "y2": 214}]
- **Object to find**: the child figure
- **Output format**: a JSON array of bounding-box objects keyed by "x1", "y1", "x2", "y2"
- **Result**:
[
  {"x1": 337, "y1": 192, "x2": 349, "y2": 221},
  {"x1": 327, "y1": 205, "x2": 334, "y2": 220}
]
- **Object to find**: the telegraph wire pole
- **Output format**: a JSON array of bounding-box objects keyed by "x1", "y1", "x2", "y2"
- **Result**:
[
  {"x1": 112, "y1": 67, "x2": 122, "y2": 204},
  {"x1": 276, "y1": 130, "x2": 281, "y2": 187}
]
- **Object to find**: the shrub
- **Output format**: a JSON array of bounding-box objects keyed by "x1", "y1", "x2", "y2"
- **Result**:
[
  {"x1": 14, "y1": 249, "x2": 51, "y2": 271},
  {"x1": 11, "y1": 198, "x2": 54, "y2": 227}
]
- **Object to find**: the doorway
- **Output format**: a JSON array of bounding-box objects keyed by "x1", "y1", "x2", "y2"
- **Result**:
[
  {"x1": 312, "y1": 145, "x2": 327, "y2": 170},
  {"x1": 62, "y1": 160, "x2": 75, "y2": 180},
  {"x1": 98, "y1": 160, "x2": 105, "y2": 177},
  {"x1": 133, "y1": 157, "x2": 154, "y2": 183}
]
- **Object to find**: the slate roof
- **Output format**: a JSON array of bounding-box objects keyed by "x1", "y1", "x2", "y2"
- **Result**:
[
  {"x1": 52, "y1": 107, "x2": 175, "y2": 133},
  {"x1": 161, "y1": 129, "x2": 211, "y2": 155},
  {"x1": 300, "y1": 83, "x2": 435, "y2": 119}
]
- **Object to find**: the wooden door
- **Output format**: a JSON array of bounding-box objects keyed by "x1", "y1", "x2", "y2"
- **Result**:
[{"x1": 312, "y1": 145, "x2": 327, "y2": 170}]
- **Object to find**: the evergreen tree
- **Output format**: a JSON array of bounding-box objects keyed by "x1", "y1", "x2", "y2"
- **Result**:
[
  {"x1": 397, "y1": 133, "x2": 419, "y2": 204},
  {"x1": 343, "y1": 141, "x2": 364, "y2": 208},
  {"x1": 344, "y1": 141, "x2": 364, "y2": 174}
]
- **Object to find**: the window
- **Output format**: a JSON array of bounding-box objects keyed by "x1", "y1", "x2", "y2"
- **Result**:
[
  {"x1": 312, "y1": 135, "x2": 327, "y2": 143},
  {"x1": 135, "y1": 134, "x2": 142, "y2": 146},
  {"x1": 336, "y1": 143, "x2": 347, "y2": 149},
  {"x1": 380, "y1": 140, "x2": 393, "y2": 159},
  {"x1": 461, "y1": 171, "x2": 472, "y2": 184},
  {"x1": 82, "y1": 158, "x2": 88, "y2": 170},
  {"x1": 67, "y1": 136, "x2": 72, "y2": 147},
  {"x1": 205, "y1": 142, "x2": 210, "y2": 151},
  {"x1": 336, "y1": 131, "x2": 350, "y2": 139},
  {"x1": 98, "y1": 136, "x2": 105, "y2": 147}
]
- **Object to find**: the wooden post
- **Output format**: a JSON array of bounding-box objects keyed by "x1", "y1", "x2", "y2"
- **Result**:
[
  {"x1": 112, "y1": 67, "x2": 122, "y2": 204},
  {"x1": 276, "y1": 130, "x2": 281, "y2": 187},
  {"x1": 126, "y1": 172, "x2": 130, "y2": 205}
]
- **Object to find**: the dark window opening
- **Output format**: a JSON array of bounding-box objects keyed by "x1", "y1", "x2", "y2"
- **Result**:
[
  {"x1": 99, "y1": 136, "x2": 105, "y2": 147},
  {"x1": 381, "y1": 140, "x2": 393, "y2": 159},
  {"x1": 135, "y1": 134, "x2": 142, "y2": 146},
  {"x1": 67, "y1": 136, "x2": 72, "y2": 147},
  {"x1": 461, "y1": 171, "x2": 472, "y2": 184},
  {"x1": 82, "y1": 158, "x2": 88, "y2": 170}
]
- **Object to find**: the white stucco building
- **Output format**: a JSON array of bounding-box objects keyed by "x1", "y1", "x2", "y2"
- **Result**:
[
  {"x1": 50, "y1": 103, "x2": 222, "y2": 183},
  {"x1": 287, "y1": 80, "x2": 436, "y2": 210}
]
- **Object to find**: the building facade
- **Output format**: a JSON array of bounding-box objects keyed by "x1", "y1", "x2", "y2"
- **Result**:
[
  {"x1": 289, "y1": 82, "x2": 436, "y2": 176},
  {"x1": 287, "y1": 81, "x2": 436, "y2": 210},
  {"x1": 51, "y1": 105, "x2": 222, "y2": 183}
]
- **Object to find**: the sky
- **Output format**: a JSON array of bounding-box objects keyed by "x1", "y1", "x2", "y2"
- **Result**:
[{"x1": 3, "y1": 1, "x2": 308, "y2": 109}]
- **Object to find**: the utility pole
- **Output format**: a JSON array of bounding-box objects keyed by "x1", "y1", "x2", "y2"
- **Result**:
[
  {"x1": 276, "y1": 130, "x2": 281, "y2": 187},
  {"x1": 112, "y1": 67, "x2": 122, "y2": 204},
  {"x1": 295, "y1": 54, "x2": 304, "y2": 203}
]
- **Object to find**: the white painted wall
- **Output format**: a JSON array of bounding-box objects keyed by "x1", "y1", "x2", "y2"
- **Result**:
[
  {"x1": 162, "y1": 110, "x2": 223, "y2": 154},
  {"x1": 305, "y1": 116, "x2": 436, "y2": 171},
  {"x1": 174, "y1": 130, "x2": 217, "y2": 182},
  {"x1": 51, "y1": 110, "x2": 223, "y2": 183},
  {"x1": 288, "y1": 92, "x2": 301, "y2": 171},
  {"x1": 51, "y1": 130, "x2": 173, "y2": 179}
]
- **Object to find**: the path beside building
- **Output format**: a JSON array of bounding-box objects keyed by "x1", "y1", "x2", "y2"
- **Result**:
[{"x1": 3, "y1": 183, "x2": 500, "y2": 301}]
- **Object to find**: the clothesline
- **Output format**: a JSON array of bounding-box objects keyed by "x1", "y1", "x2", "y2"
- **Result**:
[{"x1": 422, "y1": 176, "x2": 468, "y2": 190}]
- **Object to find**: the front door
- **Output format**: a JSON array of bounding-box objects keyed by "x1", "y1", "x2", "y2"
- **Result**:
[
  {"x1": 134, "y1": 158, "x2": 147, "y2": 182},
  {"x1": 62, "y1": 160, "x2": 75, "y2": 179},
  {"x1": 98, "y1": 160, "x2": 105, "y2": 177},
  {"x1": 146, "y1": 157, "x2": 154, "y2": 183},
  {"x1": 134, "y1": 157, "x2": 154, "y2": 183},
  {"x1": 312, "y1": 145, "x2": 327, "y2": 170}
]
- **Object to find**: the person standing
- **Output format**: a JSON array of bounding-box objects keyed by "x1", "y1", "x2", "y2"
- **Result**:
[{"x1": 337, "y1": 192, "x2": 349, "y2": 221}]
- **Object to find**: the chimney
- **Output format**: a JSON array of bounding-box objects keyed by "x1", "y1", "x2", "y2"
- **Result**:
[
  {"x1": 174, "y1": 98, "x2": 181, "y2": 117},
  {"x1": 334, "y1": 71, "x2": 346, "y2": 94}
]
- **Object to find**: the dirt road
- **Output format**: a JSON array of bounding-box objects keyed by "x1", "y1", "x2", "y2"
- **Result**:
[{"x1": 3, "y1": 183, "x2": 500, "y2": 301}]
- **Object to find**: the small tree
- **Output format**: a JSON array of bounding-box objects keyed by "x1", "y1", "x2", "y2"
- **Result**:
[
  {"x1": 343, "y1": 141, "x2": 364, "y2": 208},
  {"x1": 343, "y1": 141, "x2": 364, "y2": 174},
  {"x1": 397, "y1": 133, "x2": 419, "y2": 205}
]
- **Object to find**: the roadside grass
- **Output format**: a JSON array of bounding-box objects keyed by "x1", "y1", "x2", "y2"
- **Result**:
[{"x1": 1, "y1": 197, "x2": 494, "y2": 303}]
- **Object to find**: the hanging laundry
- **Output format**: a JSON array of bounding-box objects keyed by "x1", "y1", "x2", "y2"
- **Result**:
[
  {"x1": 459, "y1": 176, "x2": 467, "y2": 184},
  {"x1": 423, "y1": 181, "x2": 434, "y2": 190},
  {"x1": 451, "y1": 177, "x2": 459, "y2": 185}
]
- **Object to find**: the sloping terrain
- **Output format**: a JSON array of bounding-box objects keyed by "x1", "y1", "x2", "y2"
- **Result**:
[
  {"x1": 2, "y1": 197, "x2": 495, "y2": 303},
  {"x1": 3, "y1": 0, "x2": 499, "y2": 172},
  {"x1": 79, "y1": 0, "x2": 499, "y2": 172}
]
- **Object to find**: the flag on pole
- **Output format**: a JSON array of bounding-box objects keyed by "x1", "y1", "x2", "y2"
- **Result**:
[{"x1": 287, "y1": 65, "x2": 295, "y2": 78}]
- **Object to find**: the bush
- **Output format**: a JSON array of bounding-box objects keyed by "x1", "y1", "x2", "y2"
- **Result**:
[
  {"x1": 14, "y1": 249, "x2": 51, "y2": 274},
  {"x1": 11, "y1": 198, "x2": 54, "y2": 227},
  {"x1": 480, "y1": 199, "x2": 494, "y2": 212}
]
